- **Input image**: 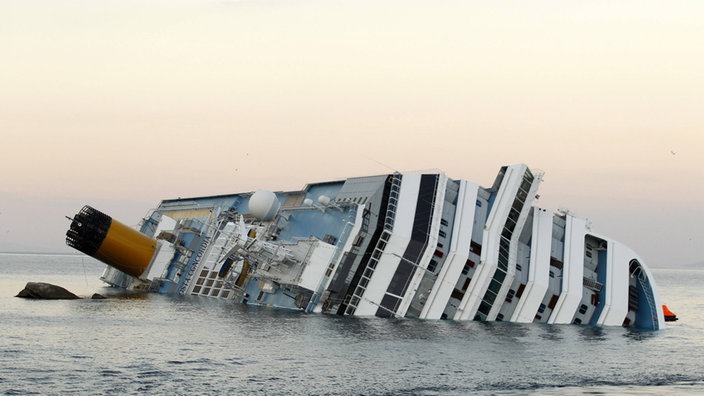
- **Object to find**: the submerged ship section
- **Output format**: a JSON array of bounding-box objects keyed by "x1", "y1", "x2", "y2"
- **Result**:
[{"x1": 66, "y1": 164, "x2": 666, "y2": 330}]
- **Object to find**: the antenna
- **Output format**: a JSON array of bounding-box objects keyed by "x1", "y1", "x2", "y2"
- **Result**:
[{"x1": 362, "y1": 155, "x2": 399, "y2": 173}]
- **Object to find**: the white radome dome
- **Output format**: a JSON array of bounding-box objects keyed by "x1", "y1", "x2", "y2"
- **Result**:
[
  {"x1": 318, "y1": 195, "x2": 331, "y2": 205},
  {"x1": 248, "y1": 190, "x2": 280, "y2": 220}
]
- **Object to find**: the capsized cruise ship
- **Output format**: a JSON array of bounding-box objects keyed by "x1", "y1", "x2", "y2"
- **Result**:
[{"x1": 66, "y1": 164, "x2": 666, "y2": 330}]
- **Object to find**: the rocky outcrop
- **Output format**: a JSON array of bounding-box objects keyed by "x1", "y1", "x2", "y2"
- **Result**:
[{"x1": 15, "y1": 282, "x2": 80, "y2": 300}]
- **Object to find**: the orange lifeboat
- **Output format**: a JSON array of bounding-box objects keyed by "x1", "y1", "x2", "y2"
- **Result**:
[{"x1": 662, "y1": 305, "x2": 678, "y2": 322}]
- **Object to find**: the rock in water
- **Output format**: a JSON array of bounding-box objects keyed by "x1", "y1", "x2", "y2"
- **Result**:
[
  {"x1": 15, "y1": 282, "x2": 80, "y2": 300},
  {"x1": 91, "y1": 293, "x2": 106, "y2": 299}
]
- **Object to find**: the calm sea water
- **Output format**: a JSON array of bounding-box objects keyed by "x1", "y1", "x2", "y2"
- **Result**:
[{"x1": 1, "y1": 253, "x2": 703, "y2": 395}]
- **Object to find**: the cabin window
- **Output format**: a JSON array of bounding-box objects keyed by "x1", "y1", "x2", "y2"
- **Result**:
[
  {"x1": 470, "y1": 241, "x2": 482, "y2": 255},
  {"x1": 550, "y1": 257, "x2": 564, "y2": 269},
  {"x1": 538, "y1": 303, "x2": 546, "y2": 313},
  {"x1": 579, "y1": 304, "x2": 588, "y2": 314},
  {"x1": 488, "y1": 279, "x2": 502, "y2": 294},
  {"x1": 476, "y1": 200, "x2": 482, "y2": 207},
  {"x1": 439, "y1": 230, "x2": 447, "y2": 238},
  {"x1": 434, "y1": 249, "x2": 444, "y2": 258},
  {"x1": 548, "y1": 294, "x2": 559, "y2": 309},
  {"x1": 353, "y1": 235, "x2": 364, "y2": 247},
  {"x1": 462, "y1": 278, "x2": 471, "y2": 292},
  {"x1": 440, "y1": 219, "x2": 449, "y2": 227},
  {"x1": 428, "y1": 260, "x2": 438, "y2": 272}
]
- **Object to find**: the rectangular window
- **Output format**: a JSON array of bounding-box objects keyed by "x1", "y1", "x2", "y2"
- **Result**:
[
  {"x1": 550, "y1": 257, "x2": 564, "y2": 269},
  {"x1": 428, "y1": 260, "x2": 438, "y2": 272},
  {"x1": 462, "y1": 278, "x2": 471, "y2": 292},
  {"x1": 488, "y1": 278, "x2": 502, "y2": 294},
  {"x1": 548, "y1": 294, "x2": 560, "y2": 309},
  {"x1": 591, "y1": 293, "x2": 599, "y2": 305},
  {"x1": 470, "y1": 241, "x2": 482, "y2": 255}
]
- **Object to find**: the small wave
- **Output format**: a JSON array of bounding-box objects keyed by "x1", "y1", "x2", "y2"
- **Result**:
[{"x1": 100, "y1": 369, "x2": 123, "y2": 377}]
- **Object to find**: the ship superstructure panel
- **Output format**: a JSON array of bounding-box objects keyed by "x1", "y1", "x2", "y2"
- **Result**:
[{"x1": 69, "y1": 163, "x2": 666, "y2": 330}]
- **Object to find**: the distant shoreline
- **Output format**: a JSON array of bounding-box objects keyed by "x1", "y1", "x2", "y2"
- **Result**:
[{"x1": 0, "y1": 251, "x2": 84, "y2": 256}]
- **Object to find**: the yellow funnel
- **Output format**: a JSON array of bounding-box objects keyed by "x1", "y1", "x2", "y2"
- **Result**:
[{"x1": 66, "y1": 205, "x2": 157, "y2": 278}]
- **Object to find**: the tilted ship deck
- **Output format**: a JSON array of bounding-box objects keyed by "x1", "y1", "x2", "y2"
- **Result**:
[{"x1": 66, "y1": 164, "x2": 666, "y2": 330}]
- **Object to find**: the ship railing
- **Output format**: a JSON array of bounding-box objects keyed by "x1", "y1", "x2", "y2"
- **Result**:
[
  {"x1": 383, "y1": 174, "x2": 402, "y2": 231},
  {"x1": 639, "y1": 274, "x2": 659, "y2": 328},
  {"x1": 582, "y1": 276, "x2": 603, "y2": 292},
  {"x1": 345, "y1": 230, "x2": 391, "y2": 315}
]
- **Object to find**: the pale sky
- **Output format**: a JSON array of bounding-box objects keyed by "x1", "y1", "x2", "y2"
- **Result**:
[{"x1": 1, "y1": 0, "x2": 703, "y2": 267}]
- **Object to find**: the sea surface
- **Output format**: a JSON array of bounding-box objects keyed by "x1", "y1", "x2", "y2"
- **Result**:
[{"x1": 1, "y1": 253, "x2": 703, "y2": 395}]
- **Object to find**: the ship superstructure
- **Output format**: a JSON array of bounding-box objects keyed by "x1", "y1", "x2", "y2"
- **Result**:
[{"x1": 66, "y1": 164, "x2": 666, "y2": 330}]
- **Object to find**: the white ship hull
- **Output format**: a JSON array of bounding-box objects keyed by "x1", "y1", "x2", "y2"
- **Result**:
[{"x1": 66, "y1": 164, "x2": 666, "y2": 330}]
